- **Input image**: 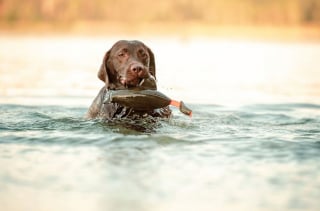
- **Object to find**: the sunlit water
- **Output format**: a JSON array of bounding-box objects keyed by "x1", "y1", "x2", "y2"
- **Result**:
[
  {"x1": 1, "y1": 103, "x2": 320, "y2": 211},
  {"x1": 1, "y1": 36, "x2": 320, "y2": 211}
]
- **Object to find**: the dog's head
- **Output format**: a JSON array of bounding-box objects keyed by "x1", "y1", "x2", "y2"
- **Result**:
[{"x1": 98, "y1": 40, "x2": 156, "y2": 90}]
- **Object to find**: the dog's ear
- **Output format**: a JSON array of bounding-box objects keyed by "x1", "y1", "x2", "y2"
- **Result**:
[
  {"x1": 146, "y1": 47, "x2": 156, "y2": 79},
  {"x1": 98, "y1": 50, "x2": 111, "y2": 86}
]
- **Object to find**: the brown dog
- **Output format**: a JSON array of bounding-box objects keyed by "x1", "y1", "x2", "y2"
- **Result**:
[{"x1": 86, "y1": 40, "x2": 171, "y2": 119}]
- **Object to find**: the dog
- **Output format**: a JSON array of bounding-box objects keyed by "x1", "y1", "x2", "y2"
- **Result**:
[{"x1": 86, "y1": 40, "x2": 171, "y2": 120}]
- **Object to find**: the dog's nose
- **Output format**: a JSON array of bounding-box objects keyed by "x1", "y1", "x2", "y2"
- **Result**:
[{"x1": 131, "y1": 64, "x2": 144, "y2": 73}]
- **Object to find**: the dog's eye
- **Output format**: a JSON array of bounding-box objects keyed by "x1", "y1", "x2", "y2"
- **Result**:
[
  {"x1": 139, "y1": 50, "x2": 147, "y2": 59},
  {"x1": 118, "y1": 48, "x2": 128, "y2": 57}
]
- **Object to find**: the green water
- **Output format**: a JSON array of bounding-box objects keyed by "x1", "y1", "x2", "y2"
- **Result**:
[{"x1": 1, "y1": 102, "x2": 320, "y2": 211}]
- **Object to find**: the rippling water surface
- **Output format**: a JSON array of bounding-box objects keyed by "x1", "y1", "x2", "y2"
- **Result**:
[
  {"x1": 1, "y1": 102, "x2": 320, "y2": 211},
  {"x1": 1, "y1": 36, "x2": 320, "y2": 211}
]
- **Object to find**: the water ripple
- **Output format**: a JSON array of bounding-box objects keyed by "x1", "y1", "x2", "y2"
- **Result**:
[{"x1": 1, "y1": 103, "x2": 320, "y2": 211}]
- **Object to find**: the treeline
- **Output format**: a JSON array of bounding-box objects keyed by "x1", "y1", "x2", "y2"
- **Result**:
[{"x1": 0, "y1": 0, "x2": 319, "y2": 25}]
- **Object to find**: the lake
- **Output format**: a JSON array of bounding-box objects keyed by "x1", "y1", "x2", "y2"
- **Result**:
[{"x1": 0, "y1": 35, "x2": 320, "y2": 211}]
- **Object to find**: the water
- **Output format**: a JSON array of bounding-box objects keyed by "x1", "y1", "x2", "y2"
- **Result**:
[
  {"x1": 1, "y1": 36, "x2": 320, "y2": 211},
  {"x1": 1, "y1": 102, "x2": 320, "y2": 211}
]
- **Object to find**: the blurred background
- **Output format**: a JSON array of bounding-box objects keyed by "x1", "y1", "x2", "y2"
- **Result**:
[
  {"x1": 0, "y1": 0, "x2": 320, "y2": 105},
  {"x1": 1, "y1": 0, "x2": 320, "y2": 37}
]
